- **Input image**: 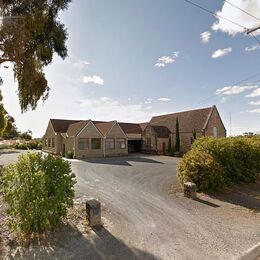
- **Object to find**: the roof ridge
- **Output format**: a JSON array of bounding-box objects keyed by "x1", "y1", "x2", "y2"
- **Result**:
[{"x1": 151, "y1": 106, "x2": 213, "y2": 119}]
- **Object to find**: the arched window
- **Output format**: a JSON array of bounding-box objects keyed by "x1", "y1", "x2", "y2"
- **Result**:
[{"x1": 213, "y1": 126, "x2": 218, "y2": 138}]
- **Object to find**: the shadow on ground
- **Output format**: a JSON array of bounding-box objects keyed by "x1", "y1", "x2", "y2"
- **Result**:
[
  {"x1": 83, "y1": 155, "x2": 164, "y2": 166},
  {"x1": 208, "y1": 177, "x2": 260, "y2": 211},
  {"x1": 6, "y1": 224, "x2": 157, "y2": 260},
  {"x1": 0, "y1": 150, "x2": 20, "y2": 155}
]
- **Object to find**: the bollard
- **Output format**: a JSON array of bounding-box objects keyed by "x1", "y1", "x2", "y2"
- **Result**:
[
  {"x1": 86, "y1": 199, "x2": 101, "y2": 228},
  {"x1": 184, "y1": 182, "x2": 197, "y2": 199}
]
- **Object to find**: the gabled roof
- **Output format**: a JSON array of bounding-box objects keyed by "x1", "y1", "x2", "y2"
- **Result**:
[
  {"x1": 140, "y1": 122, "x2": 149, "y2": 131},
  {"x1": 67, "y1": 120, "x2": 90, "y2": 137},
  {"x1": 118, "y1": 122, "x2": 143, "y2": 134},
  {"x1": 151, "y1": 125, "x2": 171, "y2": 138},
  {"x1": 50, "y1": 119, "x2": 81, "y2": 133},
  {"x1": 150, "y1": 106, "x2": 214, "y2": 133},
  {"x1": 93, "y1": 121, "x2": 115, "y2": 136}
]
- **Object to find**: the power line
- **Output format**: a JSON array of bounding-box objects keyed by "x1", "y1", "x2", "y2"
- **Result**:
[
  {"x1": 182, "y1": 0, "x2": 260, "y2": 47},
  {"x1": 182, "y1": 0, "x2": 247, "y2": 30},
  {"x1": 183, "y1": 72, "x2": 260, "y2": 111},
  {"x1": 251, "y1": 34, "x2": 260, "y2": 46},
  {"x1": 223, "y1": 0, "x2": 260, "y2": 21}
]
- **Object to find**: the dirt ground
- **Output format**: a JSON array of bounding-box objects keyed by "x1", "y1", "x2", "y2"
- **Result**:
[{"x1": 0, "y1": 151, "x2": 259, "y2": 259}]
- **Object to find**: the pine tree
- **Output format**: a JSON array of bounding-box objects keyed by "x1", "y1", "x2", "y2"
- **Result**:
[
  {"x1": 192, "y1": 128, "x2": 197, "y2": 140},
  {"x1": 175, "y1": 118, "x2": 180, "y2": 152}
]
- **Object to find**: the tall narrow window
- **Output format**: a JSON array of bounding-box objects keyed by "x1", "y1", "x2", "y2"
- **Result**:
[
  {"x1": 78, "y1": 138, "x2": 89, "y2": 150},
  {"x1": 146, "y1": 137, "x2": 151, "y2": 146},
  {"x1": 105, "y1": 138, "x2": 115, "y2": 150},
  {"x1": 48, "y1": 138, "x2": 51, "y2": 147},
  {"x1": 213, "y1": 127, "x2": 218, "y2": 138},
  {"x1": 116, "y1": 138, "x2": 126, "y2": 149},
  {"x1": 52, "y1": 138, "x2": 55, "y2": 148},
  {"x1": 91, "y1": 138, "x2": 101, "y2": 149}
]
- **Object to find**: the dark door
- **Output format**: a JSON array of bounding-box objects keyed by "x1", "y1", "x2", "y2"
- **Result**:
[{"x1": 162, "y1": 142, "x2": 166, "y2": 155}]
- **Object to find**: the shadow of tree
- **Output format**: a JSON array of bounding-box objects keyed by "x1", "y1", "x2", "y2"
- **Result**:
[
  {"x1": 208, "y1": 177, "x2": 260, "y2": 211},
  {"x1": 0, "y1": 150, "x2": 20, "y2": 155},
  {"x1": 82, "y1": 155, "x2": 164, "y2": 166},
  {"x1": 6, "y1": 224, "x2": 158, "y2": 260}
]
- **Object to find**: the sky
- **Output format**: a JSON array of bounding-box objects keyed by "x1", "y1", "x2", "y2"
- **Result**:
[{"x1": 1, "y1": 0, "x2": 260, "y2": 137}]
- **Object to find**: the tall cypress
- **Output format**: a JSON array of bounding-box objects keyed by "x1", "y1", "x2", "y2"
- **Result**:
[{"x1": 175, "y1": 118, "x2": 180, "y2": 152}]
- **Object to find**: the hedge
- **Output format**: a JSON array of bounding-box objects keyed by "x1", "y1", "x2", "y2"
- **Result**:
[
  {"x1": 177, "y1": 136, "x2": 260, "y2": 192},
  {"x1": 1, "y1": 152, "x2": 76, "y2": 234}
]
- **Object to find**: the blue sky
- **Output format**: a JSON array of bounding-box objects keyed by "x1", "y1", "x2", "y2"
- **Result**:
[{"x1": 1, "y1": 0, "x2": 260, "y2": 137}]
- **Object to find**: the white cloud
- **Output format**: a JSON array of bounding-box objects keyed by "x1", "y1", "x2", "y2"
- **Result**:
[
  {"x1": 216, "y1": 85, "x2": 257, "y2": 96},
  {"x1": 246, "y1": 108, "x2": 260, "y2": 114},
  {"x1": 246, "y1": 88, "x2": 260, "y2": 97},
  {"x1": 146, "y1": 106, "x2": 152, "y2": 110},
  {"x1": 249, "y1": 100, "x2": 260, "y2": 105},
  {"x1": 211, "y1": 1, "x2": 260, "y2": 36},
  {"x1": 73, "y1": 60, "x2": 89, "y2": 69},
  {"x1": 211, "y1": 47, "x2": 232, "y2": 58},
  {"x1": 78, "y1": 97, "x2": 155, "y2": 122},
  {"x1": 200, "y1": 31, "x2": 211, "y2": 43},
  {"x1": 99, "y1": 97, "x2": 111, "y2": 102},
  {"x1": 245, "y1": 44, "x2": 260, "y2": 52},
  {"x1": 158, "y1": 97, "x2": 171, "y2": 102},
  {"x1": 83, "y1": 75, "x2": 104, "y2": 85},
  {"x1": 155, "y1": 52, "x2": 179, "y2": 68}
]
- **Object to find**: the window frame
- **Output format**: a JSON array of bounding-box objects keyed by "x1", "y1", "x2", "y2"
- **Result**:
[
  {"x1": 91, "y1": 138, "x2": 101, "y2": 150},
  {"x1": 146, "y1": 137, "x2": 151, "y2": 146},
  {"x1": 105, "y1": 138, "x2": 115, "y2": 150},
  {"x1": 52, "y1": 138, "x2": 55, "y2": 148},
  {"x1": 78, "y1": 138, "x2": 89, "y2": 150},
  {"x1": 48, "y1": 138, "x2": 51, "y2": 147},
  {"x1": 116, "y1": 138, "x2": 126, "y2": 149},
  {"x1": 213, "y1": 126, "x2": 218, "y2": 138}
]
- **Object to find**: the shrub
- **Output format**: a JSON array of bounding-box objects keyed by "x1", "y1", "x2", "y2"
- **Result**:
[
  {"x1": 178, "y1": 149, "x2": 226, "y2": 192},
  {"x1": 1, "y1": 152, "x2": 76, "y2": 234},
  {"x1": 192, "y1": 136, "x2": 260, "y2": 184},
  {"x1": 65, "y1": 151, "x2": 74, "y2": 159},
  {"x1": 0, "y1": 165, "x2": 3, "y2": 186},
  {"x1": 13, "y1": 140, "x2": 42, "y2": 150}
]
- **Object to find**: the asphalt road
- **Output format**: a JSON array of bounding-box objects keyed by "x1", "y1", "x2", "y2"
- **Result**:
[{"x1": 0, "y1": 151, "x2": 259, "y2": 260}]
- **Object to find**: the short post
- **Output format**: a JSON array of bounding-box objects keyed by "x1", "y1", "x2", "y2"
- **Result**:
[
  {"x1": 184, "y1": 182, "x2": 197, "y2": 199},
  {"x1": 86, "y1": 199, "x2": 101, "y2": 228}
]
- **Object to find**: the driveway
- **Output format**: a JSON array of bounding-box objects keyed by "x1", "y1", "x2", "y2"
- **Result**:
[{"x1": 0, "y1": 151, "x2": 259, "y2": 260}]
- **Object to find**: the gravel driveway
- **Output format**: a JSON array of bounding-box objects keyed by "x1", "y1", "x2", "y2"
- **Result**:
[{"x1": 0, "y1": 151, "x2": 259, "y2": 260}]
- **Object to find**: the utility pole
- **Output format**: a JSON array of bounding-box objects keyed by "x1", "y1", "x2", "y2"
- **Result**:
[{"x1": 246, "y1": 24, "x2": 260, "y2": 35}]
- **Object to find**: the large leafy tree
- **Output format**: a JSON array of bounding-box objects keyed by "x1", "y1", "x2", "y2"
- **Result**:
[
  {"x1": 0, "y1": 0, "x2": 72, "y2": 112},
  {"x1": 0, "y1": 92, "x2": 7, "y2": 135}
]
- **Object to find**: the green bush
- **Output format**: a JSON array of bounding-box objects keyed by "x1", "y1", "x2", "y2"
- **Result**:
[
  {"x1": 13, "y1": 140, "x2": 42, "y2": 150},
  {"x1": 65, "y1": 151, "x2": 74, "y2": 159},
  {"x1": 192, "y1": 136, "x2": 260, "y2": 184},
  {"x1": 0, "y1": 165, "x2": 3, "y2": 186},
  {"x1": 1, "y1": 152, "x2": 76, "y2": 234},
  {"x1": 178, "y1": 149, "x2": 226, "y2": 191}
]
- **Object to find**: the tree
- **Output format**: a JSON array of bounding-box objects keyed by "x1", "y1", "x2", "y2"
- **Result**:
[
  {"x1": 21, "y1": 130, "x2": 32, "y2": 141},
  {"x1": 0, "y1": 92, "x2": 7, "y2": 136},
  {"x1": 168, "y1": 136, "x2": 172, "y2": 154},
  {"x1": 3, "y1": 113, "x2": 19, "y2": 138},
  {"x1": 175, "y1": 118, "x2": 180, "y2": 152},
  {"x1": 0, "y1": 0, "x2": 72, "y2": 112},
  {"x1": 192, "y1": 128, "x2": 197, "y2": 140}
]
